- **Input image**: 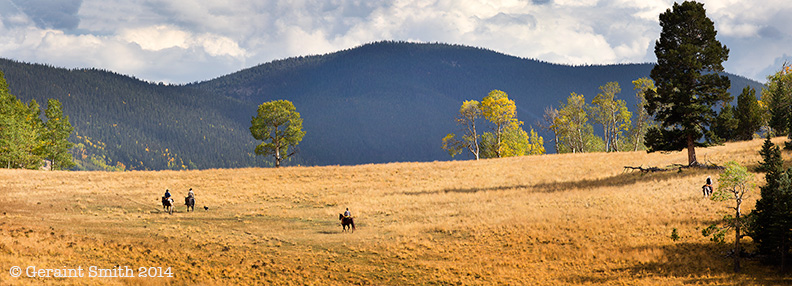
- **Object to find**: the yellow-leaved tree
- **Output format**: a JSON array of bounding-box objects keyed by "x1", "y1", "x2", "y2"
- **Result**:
[
  {"x1": 589, "y1": 82, "x2": 631, "y2": 152},
  {"x1": 442, "y1": 100, "x2": 482, "y2": 159},
  {"x1": 444, "y1": 89, "x2": 543, "y2": 159}
]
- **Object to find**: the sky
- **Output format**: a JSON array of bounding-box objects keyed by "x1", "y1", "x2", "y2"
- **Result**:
[{"x1": 0, "y1": 0, "x2": 789, "y2": 84}]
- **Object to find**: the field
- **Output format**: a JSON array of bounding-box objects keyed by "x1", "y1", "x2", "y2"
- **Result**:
[{"x1": 1, "y1": 138, "x2": 792, "y2": 285}]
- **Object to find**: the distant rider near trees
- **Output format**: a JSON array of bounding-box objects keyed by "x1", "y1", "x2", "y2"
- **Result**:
[{"x1": 250, "y1": 100, "x2": 306, "y2": 168}]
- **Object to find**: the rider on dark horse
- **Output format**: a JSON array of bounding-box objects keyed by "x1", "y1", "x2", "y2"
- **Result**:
[
  {"x1": 185, "y1": 188, "x2": 196, "y2": 211},
  {"x1": 340, "y1": 208, "x2": 355, "y2": 232},
  {"x1": 162, "y1": 189, "x2": 174, "y2": 213}
]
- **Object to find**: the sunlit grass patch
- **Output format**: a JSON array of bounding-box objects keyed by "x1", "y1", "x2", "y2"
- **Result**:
[{"x1": 0, "y1": 137, "x2": 790, "y2": 284}]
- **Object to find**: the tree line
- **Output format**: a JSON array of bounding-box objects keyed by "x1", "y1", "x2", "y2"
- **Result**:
[
  {"x1": 442, "y1": 90, "x2": 544, "y2": 159},
  {"x1": 0, "y1": 70, "x2": 74, "y2": 170},
  {"x1": 540, "y1": 79, "x2": 646, "y2": 154}
]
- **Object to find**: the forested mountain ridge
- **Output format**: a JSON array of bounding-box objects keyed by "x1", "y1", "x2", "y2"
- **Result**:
[
  {"x1": 0, "y1": 59, "x2": 266, "y2": 170},
  {"x1": 191, "y1": 41, "x2": 763, "y2": 165},
  {"x1": 0, "y1": 41, "x2": 764, "y2": 169}
]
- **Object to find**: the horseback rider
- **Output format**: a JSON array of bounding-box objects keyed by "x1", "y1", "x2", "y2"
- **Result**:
[
  {"x1": 164, "y1": 189, "x2": 171, "y2": 199},
  {"x1": 344, "y1": 208, "x2": 351, "y2": 218},
  {"x1": 187, "y1": 188, "x2": 195, "y2": 199},
  {"x1": 704, "y1": 176, "x2": 713, "y2": 196}
]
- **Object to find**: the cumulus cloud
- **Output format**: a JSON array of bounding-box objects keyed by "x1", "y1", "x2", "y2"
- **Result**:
[
  {"x1": 118, "y1": 25, "x2": 246, "y2": 58},
  {"x1": 0, "y1": 0, "x2": 789, "y2": 83}
]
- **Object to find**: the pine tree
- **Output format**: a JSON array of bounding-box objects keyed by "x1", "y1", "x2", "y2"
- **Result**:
[
  {"x1": 250, "y1": 100, "x2": 305, "y2": 168},
  {"x1": 734, "y1": 87, "x2": 762, "y2": 141},
  {"x1": 710, "y1": 104, "x2": 738, "y2": 143},
  {"x1": 645, "y1": 1, "x2": 731, "y2": 166},
  {"x1": 764, "y1": 64, "x2": 792, "y2": 137},
  {"x1": 775, "y1": 169, "x2": 792, "y2": 271},
  {"x1": 752, "y1": 137, "x2": 790, "y2": 268}
]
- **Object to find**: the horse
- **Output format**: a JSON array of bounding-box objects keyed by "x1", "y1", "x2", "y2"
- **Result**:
[
  {"x1": 702, "y1": 184, "x2": 713, "y2": 197},
  {"x1": 162, "y1": 196, "x2": 174, "y2": 214},
  {"x1": 339, "y1": 214, "x2": 355, "y2": 232},
  {"x1": 185, "y1": 196, "x2": 195, "y2": 212}
]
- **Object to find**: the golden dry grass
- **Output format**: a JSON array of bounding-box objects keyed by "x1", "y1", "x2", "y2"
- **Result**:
[{"x1": 1, "y1": 138, "x2": 792, "y2": 285}]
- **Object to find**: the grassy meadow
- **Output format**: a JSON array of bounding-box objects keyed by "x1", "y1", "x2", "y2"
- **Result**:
[{"x1": 1, "y1": 138, "x2": 792, "y2": 285}]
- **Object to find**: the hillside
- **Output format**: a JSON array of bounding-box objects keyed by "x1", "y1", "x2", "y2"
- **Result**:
[
  {"x1": 192, "y1": 41, "x2": 763, "y2": 166},
  {"x1": 1, "y1": 138, "x2": 790, "y2": 284},
  {"x1": 0, "y1": 59, "x2": 266, "y2": 170},
  {"x1": 1, "y1": 41, "x2": 765, "y2": 169}
]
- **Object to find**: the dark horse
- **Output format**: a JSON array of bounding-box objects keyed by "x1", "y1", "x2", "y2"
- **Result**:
[
  {"x1": 339, "y1": 214, "x2": 355, "y2": 232},
  {"x1": 162, "y1": 196, "x2": 174, "y2": 214},
  {"x1": 185, "y1": 196, "x2": 195, "y2": 212}
]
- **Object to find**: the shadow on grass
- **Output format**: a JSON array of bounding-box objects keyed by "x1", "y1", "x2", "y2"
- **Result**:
[
  {"x1": 407, "y1": 167, "x2": 711, "y2": 196},
  {"x1": 571, "y1": 242, "x2": 792, "y2": 284}
]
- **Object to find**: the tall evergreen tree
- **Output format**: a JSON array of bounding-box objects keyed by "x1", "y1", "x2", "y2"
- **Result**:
[
  {"x1": 645, "y1": 1, "x2": 731, "y2": 166},
  {"x1": 734, "y1": 86, "x2": 763, "y2": 141},
  {"x1": 752, "y1": 137, "x2": 790, "y2": 268},
  {"x1": 774, "y1": 169, "x2": 792, "y2": 271}
]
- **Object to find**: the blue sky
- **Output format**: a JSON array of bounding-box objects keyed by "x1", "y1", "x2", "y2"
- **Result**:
[{"x1": 0, "y1": 0, "x2": 789, "y2": 84}]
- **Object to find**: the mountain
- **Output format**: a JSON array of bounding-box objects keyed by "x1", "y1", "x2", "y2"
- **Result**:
[
  {"x1": 0, "y1": 60, "x2": 266, "y2": 170},
  {"x1": 190, "y1": 41, "x2": 763, "y2": 165},
  {"x1": 0, "y1": 41, "x2": 764, "y2": 169}
]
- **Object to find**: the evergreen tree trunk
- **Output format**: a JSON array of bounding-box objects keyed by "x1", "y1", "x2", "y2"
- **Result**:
[{"x1": 687, "y1": 133, "x2": 698, "y2": 166}]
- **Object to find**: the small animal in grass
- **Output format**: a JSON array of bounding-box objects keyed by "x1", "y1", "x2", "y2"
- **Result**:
[{"x1": 204, "y1": 206, "x2": 209, "y2": 211}]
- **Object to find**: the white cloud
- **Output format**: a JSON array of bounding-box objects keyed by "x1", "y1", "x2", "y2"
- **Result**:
[
  {"x1": 119, "y1": 25, "x2": 190, "y2": 51},
  {"x1": 118, "y1": 25, "x2": 247, "y2": 58}
]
